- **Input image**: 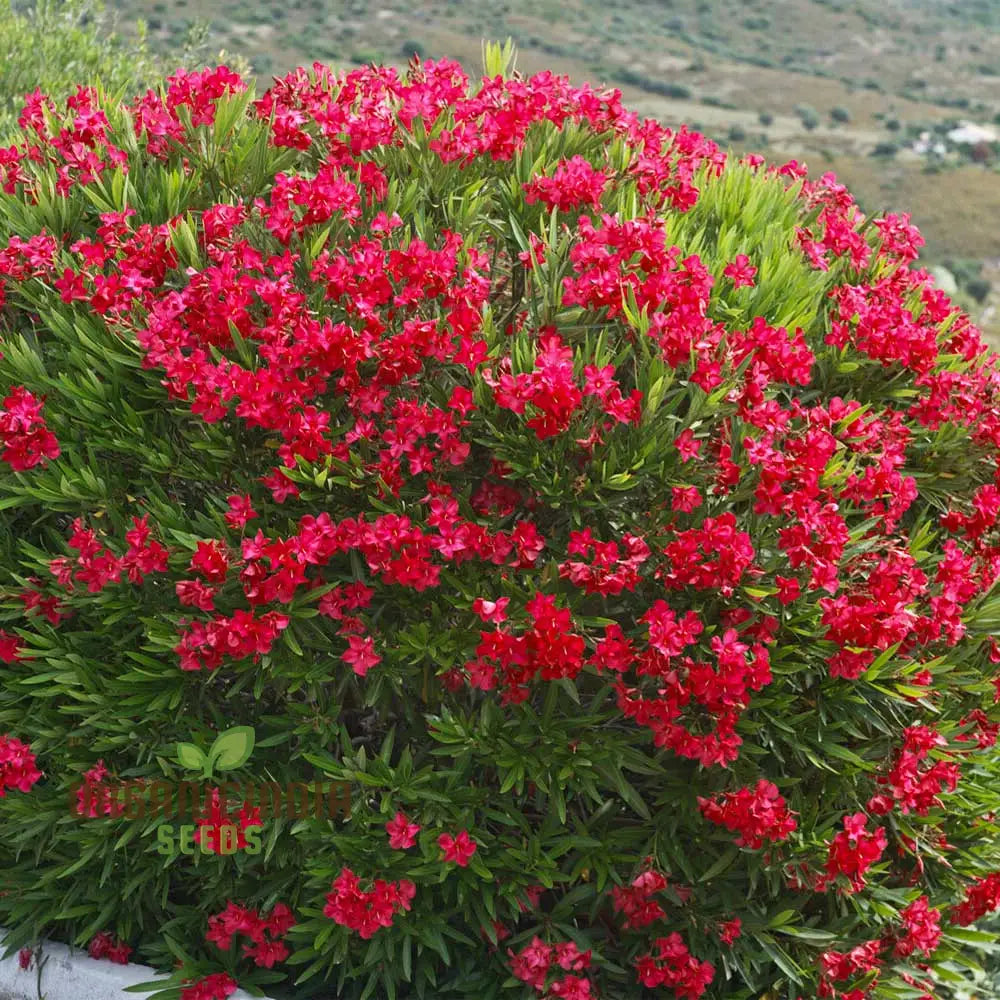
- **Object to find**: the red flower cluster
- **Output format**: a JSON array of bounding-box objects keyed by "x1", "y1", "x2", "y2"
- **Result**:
[
  {"x1": 174, "y1": 608, "x2": 290, "y2": 672},
  {"x1": 523, "y1": 155, "x2": 610, "y2": 213},
  {"x1": 193, "y1": 788, "x2": 263, "y2": 854},
  {"x1": 717, "y1": 918, "x2": 741, "y2": 945},
  {"x1": 820, "y1": 814, "x2": 888, "y2": 894},
  {"x1": 0, "y1": 629, "x2": 22, "y2": 664},
  {"x1": 0, "y1": 386, "x2": 59, "y2": 471},
  {"x1": 463, "y1": 591, "x2": 584, "y2": 702},
  {"x1": 617, "y1": 610, "x2": 774, "y2": 767},
  {"x1": 698, "y1": 780, "x2": 797, "y2": 849},
  {"x1": 51, "y1": 515, "x2": 169, "y2": 594},
  {"x1": 951, "y1": 872, "x2": 1000, "y2": 926},
  {"x1": 0, "y1": 734, "x2": 41, "y2": 796},
  {"x1": 818, "y1": 939, "x2": 882, "y2": 997},
  {"x1": 180, "y1": 972, "x2": 239, "y2": 1000},
  {"x1": 14, "y1": 85, "x2": 127, "y2": 196},
  {"x1": 74, "y1": 759, "x2": 126, "y2": 818},
  {"x1": 635, "y1": 933, "x2": 714, "y2": 1000},
  {"x1": 508, "y1": 936, "x2": 592, "y2": 993},
  {"x1": 869, "y1": 725, "x2": 960, "y2": 816},
  {"x1": 817, "y1": 896, "x2": 940, "y2": 999},
  {"x1": 490, "y1": 328, "x2": 635, "y2": 440},
  {"x1": 323, "y1": 867, "x2": 415, "y2": 938},
  {"x1": 132, "y1": 66, "x2": 246, "y2": 159},
  {"x1": 893, "y1": 896, "x2": 942, "y2": 958},
  {"x1": 558, "y1": 528, "x2": 650, "y2": 596},
  {"x1": 206, "y1": 901, "x2": 295, "y2": 968},
  {"x1": 658, "y1": 513, "x2": 757, "y2": 596},
  {"x1": 87, "y1": 931, "x2": 132, "y2": 964},
  {"x1": 722, "y1": 253, "x2": 757, "y2": 288},
  {"x1": 610, "y1": 869, "x2": 674, "y2": 930}
]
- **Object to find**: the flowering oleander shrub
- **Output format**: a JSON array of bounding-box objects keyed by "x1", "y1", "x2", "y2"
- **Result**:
[{"x1": 3, "y1": 40, "x2": 1000, "y2": 1000}]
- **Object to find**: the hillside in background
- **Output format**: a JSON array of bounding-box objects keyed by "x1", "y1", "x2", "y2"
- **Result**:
[{"x1": 88, "y1": 0, "x2": 1000, "y2": 337}]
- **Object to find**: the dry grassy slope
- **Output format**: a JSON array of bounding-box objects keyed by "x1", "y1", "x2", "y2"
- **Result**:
[
  {"x1": 108, "y1": 0, "x2": 1000, "y2": 336},
  {"x1": 120, "y1": 0, "x2": 1000, "y2": 104}
]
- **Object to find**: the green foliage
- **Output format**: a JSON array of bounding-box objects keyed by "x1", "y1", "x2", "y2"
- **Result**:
[
  {"x1": 0, "y1": 0, "x2": 160, "y2": 140},
  {"x1": 0, "y1": 0, "x2": 251, "y2": 143}
]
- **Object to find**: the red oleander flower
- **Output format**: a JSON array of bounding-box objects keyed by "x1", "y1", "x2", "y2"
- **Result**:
[
  {"x1": 821, "y1": 814, "x2": 888, "y2": 894},
  {"x1": 438, "y1": 829, "x2": 477, "y2": 866},
  {"x1": 87, "y1": 931, "x2": 131, "y2": 964},
  {"x1": 386, "y1": 811, "x2": 421, "y2": 849},
  {"x1": 180, "y1": 972, "x2": 239, "y2": 1000},
  {"x1": 323, "y1": 867, "x2": 415, "y2": 938},
  {"x1": 722, "y1": 253, "x2": 757, "y2": 288},
  {"x1": 206, "y1": 901, "x2": 295, "y2": 969}
]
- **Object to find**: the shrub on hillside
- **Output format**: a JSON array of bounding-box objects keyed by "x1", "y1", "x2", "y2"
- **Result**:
[
  {"x1": 0, "y1": 0, "x2": 249, "y2": 143},
  {"x1": 611, "y1": 68, "x2": 692, "y2": 101},
  {"x1": 794, "y1": 103, "x2": 821, "y2": 131},
  {"x1": 0, "y1": 0, "x2": 159, "y2": 140},
  {"x1": 3, "y1": 43, "x2": 1000, "y2": 1000}
]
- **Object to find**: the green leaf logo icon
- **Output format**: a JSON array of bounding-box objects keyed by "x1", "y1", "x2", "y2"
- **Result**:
[
  {"x1": 175, "y1": 727, "x2": 255, "y2": 780},
  {"x1": 208, "y1": 726, "x2": 255, "y2": 773},
  {"x1": 176, "y1": 742, "x2": 208, "y2": 773}
]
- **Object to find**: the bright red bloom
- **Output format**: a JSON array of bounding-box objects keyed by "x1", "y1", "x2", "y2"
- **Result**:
[
  {"x1": 180, "y1": 972, "x2": 239, "y2": 1000},
  {"x1": 224, "y1": 494, "x2": 258, "y2": 529},
  {"x1": 0, "y1": 386, "x2": 59, "y2": 471},
  {"x1": 635, "y1": 933, "x2": 714, "y2": 999},
  {"x1": 438, "y1": 829, "x2": 477, "y2": 866},
  {"x1": 323, "y1": 867, "x2": 415, "y2": 938},
  {"x1": 472, "y1": 596, "x2": 510, "y2": 623},
  {"x1": 722, "y1": 253, "x2": 757, "y2": 288},
  {"x1": 718, "y1": 918, "x2": 742, "y2": 944},
  {"x1": 342, "y1": 634, "x2": 381, "y2": 676},
  {"x1": 953, "y1": 872, "x2": 1000, "y2": 926},
  {"x1": 698, "y1": 780, "x2": 796, "y2": 849},
  {"x1": 206, "y1": 901, "x2": 295, "y2": 968},
  {"x1": 894, "y1": 896, "x2": 941, "y2": 957},
  {"x1": 554, "y1": 941, "x2": 592, "y2": 972},
  {"x1": 610, "y1": 869, "x2": 669, "y2": 929},
  {"x1": 819, "y1": 939, "x2": 882, "y2": 985},
  {"x1": 509, "y1": 936, "x2": 553, "y2": 991},
  {"x1": 548, "y1": 974, "x2": 593, "y2": 1000},
  {"x1": 0, "y1": 735, "x2": 41, "y2": 796},
  {"x1": 189, "y1": 540, "x2": 230, "y2": 582},
  {"x1": 386, "y1": 811, "x2": 421, "y2": 849},
  {"x1": 821, "y1": 814, "x2": 888, "y2": 893},
  {"x1": 193, "y1": 790, "x2": 263, "y2": 854},
  {"x1": 87, "y1": 931, "x2": 131, "y2": 964},
  {"x1": 523, "y1": 155, "x2": 609, "y2": 212}
]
